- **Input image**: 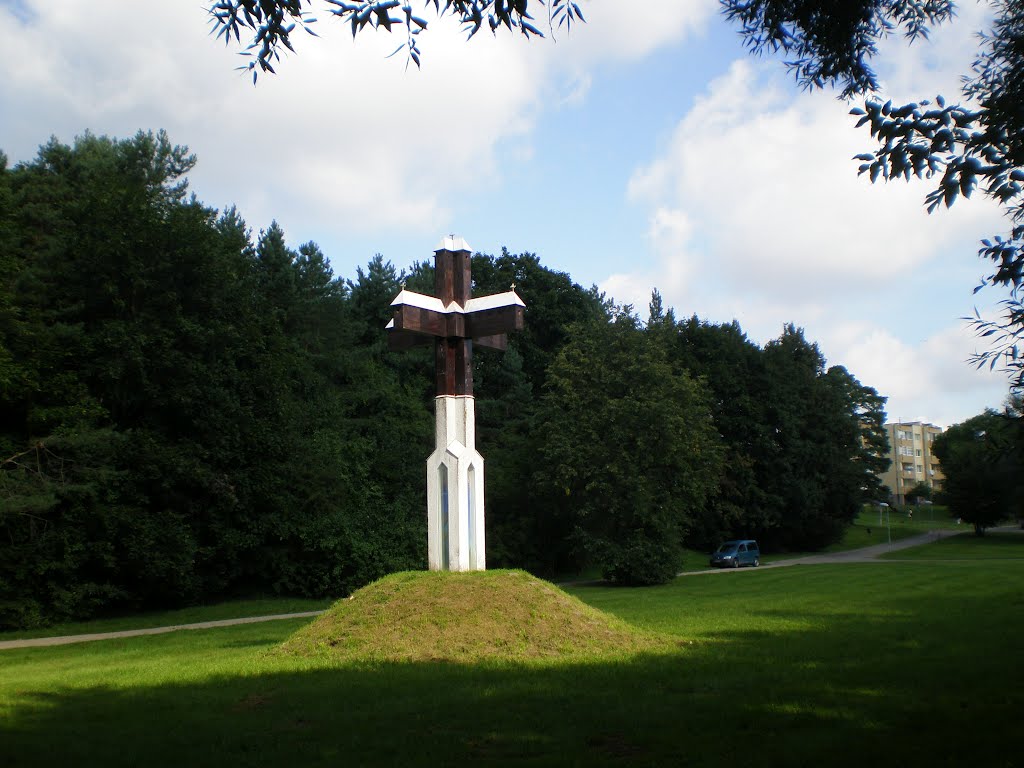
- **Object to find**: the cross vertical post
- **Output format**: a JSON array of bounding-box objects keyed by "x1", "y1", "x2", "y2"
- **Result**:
[
  {"x1": 385, "y1": 236, "x2": 525, "y2": 571},
  {"x1": 433, "y1": 244, "x2": 473, "y2": 396}
]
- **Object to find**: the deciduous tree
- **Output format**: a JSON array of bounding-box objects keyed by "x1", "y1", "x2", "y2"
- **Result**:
[
  {"x1": 932, "y1": 407, "x2": 1022, "y2": 534},
  {"x1": 665, "y1": 314, "x2": 776, "y2": 550},
  {"x1": 536, "y1": 309, "x2": 723, "y2": 584}
]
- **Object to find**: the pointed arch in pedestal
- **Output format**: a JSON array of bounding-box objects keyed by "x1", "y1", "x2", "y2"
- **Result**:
[
  {"x1": 438, "y1": 463, "x2": 450, "y2": 571},
  {"x1": 426, "y1": 396, "x2": 486, "y2": 572},
  {"x1": 467, "y1": 464, "x2": 477, "y2": 570}
]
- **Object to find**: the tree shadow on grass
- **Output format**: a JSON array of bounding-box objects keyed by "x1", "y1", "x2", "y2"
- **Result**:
[{"x1": 2, "y1": 587, "x2": 1020, "y2": 768}]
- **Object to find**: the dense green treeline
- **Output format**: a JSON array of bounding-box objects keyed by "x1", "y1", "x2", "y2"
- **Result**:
[{"x1": 0, "y1": 131, "x2": 887, "y2": 627}]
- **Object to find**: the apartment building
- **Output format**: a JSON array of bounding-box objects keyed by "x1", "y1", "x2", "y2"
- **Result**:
[{"x1": 879, "y1": 421, "x2": 945, "y2": 505}]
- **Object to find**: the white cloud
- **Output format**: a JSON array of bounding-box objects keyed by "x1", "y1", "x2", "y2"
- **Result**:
[
  {"x1": 558, "y1": 71, "x2": 593, "y2": 107},
  {"x1": 0, "y1": 0, "x2": 715, "y2": 247},
  {"x1": 832, "y1": 321, "x2": 1012, "y2": 428},
  {"x1": 0, "y1": 3, "x2": 544, "y2": 238},
  {"x1": 557, "y1": 0, "x2": 716, "y2": 63},
  {"x1": 609, "y1": 8, "x2": 1014, "y2": 427},
  {"x1": 626, "y1": 59, "x2": 1004, "y2": 301}
]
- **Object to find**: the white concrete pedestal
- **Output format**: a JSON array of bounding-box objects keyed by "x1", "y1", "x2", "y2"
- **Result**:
[{"x1": 426, "y1": 395, "x2": 486, "y2": 571}]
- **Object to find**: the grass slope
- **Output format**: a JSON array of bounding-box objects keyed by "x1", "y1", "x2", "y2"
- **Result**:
[
  {"x1": 3, "y1": 556, "x2": 1022, "y2": 767},
  {"x1": 278, "y1": 569, "x2": 676, "y2": 663}
]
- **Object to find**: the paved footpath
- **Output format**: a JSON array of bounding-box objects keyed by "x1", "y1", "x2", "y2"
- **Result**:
[
  {"x1": 767, "y1": 528, "x2": 963, "y2": 565},
  {"x1": 0, "y1": 611, "x2": 324, "y2": 651},
  {"x1": 680, "y1": 528, "x2": 963, "y2": 577}
]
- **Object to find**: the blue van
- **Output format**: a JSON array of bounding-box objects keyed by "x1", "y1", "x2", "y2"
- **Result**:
[{"x1": 709, "y1": 540, "x2": 760, "y2": 568}]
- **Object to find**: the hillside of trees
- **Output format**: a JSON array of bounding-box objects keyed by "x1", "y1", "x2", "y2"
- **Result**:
[{"x1": 0, "y1": 131, "x2": 888, "y2": 628}]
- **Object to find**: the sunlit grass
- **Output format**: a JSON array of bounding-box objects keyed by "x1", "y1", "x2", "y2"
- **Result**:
[
  {"x1": 2, "y1": 558, "x2": 1021, "y2": 767},
  {"x1": 277, "y1": 570, "x2": 676, "y2": 663}
]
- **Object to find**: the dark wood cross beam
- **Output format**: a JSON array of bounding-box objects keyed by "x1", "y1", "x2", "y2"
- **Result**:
[{"x1": 386, "y1": 237, "x2": 525, "y2": 396}]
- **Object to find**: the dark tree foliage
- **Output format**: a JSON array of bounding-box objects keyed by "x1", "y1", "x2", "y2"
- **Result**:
[
  {"x1": 468, "y1": 249, "x2": 607, "y2": 573},
  {"x1": 0, "y1": 131, "x2": 432, "y2": 628},
  {"x1": 471, "y1": 248, "x2": 608, "y2": 387},
  {"x1": 207, "y1": 0, "x2": 584, "y2": 79},
  {"x1": 932, "y1": 405, "x2": 1023, "y2": 534},
  {"x1": 758, "y1": 325, "x2": 878, "y2": 550},
  {"x1": 906, "y1": 480, "x2": 933, "y2": 501},
  {"x1": 721, "y1": 0, "x2": 954, "y2": 98},
  {"x1": 663, "y1": 314, "x2": 777, "y2": 550},
  {"x1": 651, "y1": 308, "x2": 887, "y2": 553},
  {"x1": 822, "y1": 364, "x2": 891, "y2": 504},
  {"x1": 966, "y1": 2, "x2": 1024, "y2": 169},
  {"x1": 536, "y1": 309, "x2": 724, "y2": 584}
]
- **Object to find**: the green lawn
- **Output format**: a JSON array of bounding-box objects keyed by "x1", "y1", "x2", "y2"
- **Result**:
[
  {"x1": 2, "y1": 555, "x2": 1021, "y2": 767},
  {"x1": 881, "y1": 530, "x2": 1024, "y2": 560},
  {"x1": 820, "y1": 506, "x2": 959, "y2": 551}
]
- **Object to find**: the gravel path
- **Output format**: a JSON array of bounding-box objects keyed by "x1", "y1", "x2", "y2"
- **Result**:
[
  {"x1": 767, "y1": 528, "x2": 963, "y2": 565},
  {"x1": 0, "y1": 611, "x2": 324, "y2": 651},
  {"x1": 680, "y1": 528, "x2": 963, "y2": 576}
]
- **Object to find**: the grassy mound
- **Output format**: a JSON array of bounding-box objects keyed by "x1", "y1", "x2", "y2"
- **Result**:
[{"x1": 277, "y1": 569, "x2": 678, "y2": 664}]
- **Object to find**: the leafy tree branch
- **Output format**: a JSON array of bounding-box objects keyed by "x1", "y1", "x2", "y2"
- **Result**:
[{"x1": 208, "y1": 0, "x2": 584, "y2": 79}]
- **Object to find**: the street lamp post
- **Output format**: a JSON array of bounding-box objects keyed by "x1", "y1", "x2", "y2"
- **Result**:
[{"x1": 878, "y1": 502, "x2": 891, "y2": 546}]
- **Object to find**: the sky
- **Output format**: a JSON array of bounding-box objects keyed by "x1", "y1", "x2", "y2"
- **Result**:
[{"x1": 0, "y1": 0, "x2": 1017, "y2": 428}]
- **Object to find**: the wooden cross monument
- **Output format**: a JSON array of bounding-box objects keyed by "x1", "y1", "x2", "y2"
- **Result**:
[{"x1": 386, "y1": 236, "x2": 524, "y2": 571}]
